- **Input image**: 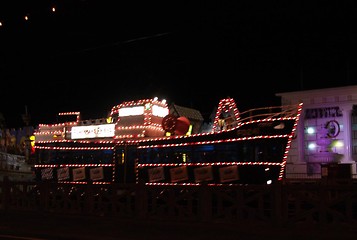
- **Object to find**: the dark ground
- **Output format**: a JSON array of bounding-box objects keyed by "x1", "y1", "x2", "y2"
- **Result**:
[{"x1": 0, "y1": 210, "x2": 357, "y2": 240}]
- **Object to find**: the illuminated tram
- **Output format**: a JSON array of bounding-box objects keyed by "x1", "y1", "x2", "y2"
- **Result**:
[{"x1": 33, "y1": 97, "x2": 303, "y2": 185}]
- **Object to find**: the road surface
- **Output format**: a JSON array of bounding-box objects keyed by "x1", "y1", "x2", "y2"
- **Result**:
[{"x1": 0, "y1": 210, "x2": 356, "y2": 239}]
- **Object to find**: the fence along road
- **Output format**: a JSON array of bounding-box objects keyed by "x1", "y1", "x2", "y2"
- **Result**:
[{"x1": 1, "y1": 179, "x2": 357, "y2": 234}]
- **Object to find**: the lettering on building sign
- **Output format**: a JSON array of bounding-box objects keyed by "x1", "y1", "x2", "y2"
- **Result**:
[
  {"x1": 325, "y1": 120, "x2": 340, "y2": 138},
  {"x1": 305, "y1": 107, "x2": 343, "y2": 119}
]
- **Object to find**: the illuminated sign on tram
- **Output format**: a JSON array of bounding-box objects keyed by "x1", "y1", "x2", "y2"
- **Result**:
[{"x1": 71, "y1": 124, "x2": 115, "y2": 139}]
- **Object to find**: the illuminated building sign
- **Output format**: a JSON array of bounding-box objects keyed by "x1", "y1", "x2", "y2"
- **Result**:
[
  {"x1": 305, "y1": 106, "x2": 343, "y2": 119},
  {"x1": 71, "y1": 124, "x2": 115, "y2": 139}
]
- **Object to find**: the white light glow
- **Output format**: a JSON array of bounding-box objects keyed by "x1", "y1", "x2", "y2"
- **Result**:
[
  {"x1": 119, "y1": 106, "x2": 144, "y2": 117},
  {"x1": 152, "y1": 105, "x2": 169, "y2": 117},
  {"x1": 306, "y1": 127, "x2": 315, "y2": 134},
  {"x1": 308, "y1": 142, "x2": 316, "y2": 150}
]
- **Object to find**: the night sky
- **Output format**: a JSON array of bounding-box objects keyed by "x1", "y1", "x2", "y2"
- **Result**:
[{"x1": 1, "y1": 1, "x2": 357, "y2": 128}]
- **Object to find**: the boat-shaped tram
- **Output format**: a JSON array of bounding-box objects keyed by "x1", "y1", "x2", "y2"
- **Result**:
[{"x1": 33, "y1": 97, "x2": 303, "y2": 185}]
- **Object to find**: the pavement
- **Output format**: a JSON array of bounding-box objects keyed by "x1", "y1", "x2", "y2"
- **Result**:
[{"x1": 0, "y1": 210, "x2": 357, "y2": 240}]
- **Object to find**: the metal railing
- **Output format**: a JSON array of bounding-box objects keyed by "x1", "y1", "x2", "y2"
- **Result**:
[
  {"x1": 237, "y1": 103, "x2": 301, "y2": 124},
  {"x1": 1, "y1": 178, "x2": 357, "y2": 226}
]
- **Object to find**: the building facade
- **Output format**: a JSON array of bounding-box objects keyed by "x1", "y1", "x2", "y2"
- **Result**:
[{"x1": 276, "y1": 85, "x2": 357, "y2": 179}]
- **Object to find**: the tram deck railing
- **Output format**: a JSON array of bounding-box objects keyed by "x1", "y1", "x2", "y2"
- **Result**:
[{"x1": 237, "y1": 103, "x2": 301, "y2": 124}]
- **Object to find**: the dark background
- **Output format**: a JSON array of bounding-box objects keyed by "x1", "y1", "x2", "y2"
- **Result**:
[{"x1": 1, "y1": 1, "x2": 357, "y2": 128}]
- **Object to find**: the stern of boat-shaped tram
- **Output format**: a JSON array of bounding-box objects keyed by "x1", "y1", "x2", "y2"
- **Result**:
[{"x1": 33, "y1": 112, "x2": 117, "y2": 184}]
